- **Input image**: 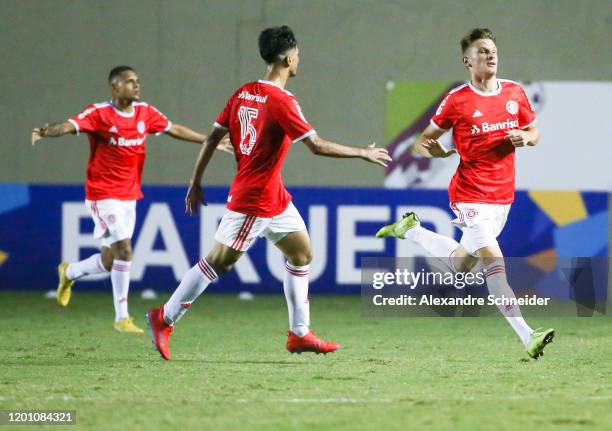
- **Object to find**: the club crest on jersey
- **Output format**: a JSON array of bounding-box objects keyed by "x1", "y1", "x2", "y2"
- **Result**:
[
  {"x1": 137, "y1": 121, "x2": 146, "y2": 134},
  {"x1": 506, "y1": 100, "x2": 518, "y2": 115}
]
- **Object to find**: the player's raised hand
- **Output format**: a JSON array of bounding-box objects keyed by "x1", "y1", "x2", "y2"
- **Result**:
[
  {"x1": 216, "y1": 136, "x2": 234, "y2": 154},
  {"x1": 362, "y1": 142, "x2": 392, "y2": 167},
  {"x1": 185, "y1": 183, "x2": 207, "y2": 214},
  {"x1": 505, "y1": 130, "x2": 534, "y2": 147},
  {"x1": 422, "y1": 138, "x2": 457, "y2": 158},
  {"x1": 31, "y1": 124, "x2": 49, "y2": 146}
]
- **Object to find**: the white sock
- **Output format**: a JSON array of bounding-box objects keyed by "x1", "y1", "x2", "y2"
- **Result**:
[
  {"x1": 111, "y1": 260, "x2": 131, "y2": 321},
  {"x1": 485, "y1": 261, "x2": 533, "y2": 345},
  {"x1": 164, "y1": 258, "x2": 218, "y2": 325},
  {"x1": 407, "y1": 226, "x2": 459, "y2": 272},
  {"x1": 284, "y1": 262, "x2": 310, "y2": 337},
  {"x1": 66, "y1": 253, "x2": 108, "y2": 280}
]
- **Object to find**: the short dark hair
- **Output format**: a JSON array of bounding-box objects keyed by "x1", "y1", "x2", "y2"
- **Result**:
[
  {"x1": 460, "y1": 28, "x2": 496, "y2": 53},
  {"x1": 108, "y1": 65, "x2": 135, "y2": 83},
  {"x1": 258, "y1": 26, "x2": 297, "y2": 64}
]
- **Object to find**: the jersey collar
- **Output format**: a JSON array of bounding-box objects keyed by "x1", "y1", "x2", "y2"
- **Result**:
[
  {"x1": 468, "y1": 80, "x2": 502, "y2": 97},
  {"x1": 257, "y1": 80, "x2": 295, "y2": 97},
  {"x1": 110, "y1": 100, "x2": 136, "y2": 118},
  {"x1": 257, "y1": 79, "x2": 284, "y2": 90}
]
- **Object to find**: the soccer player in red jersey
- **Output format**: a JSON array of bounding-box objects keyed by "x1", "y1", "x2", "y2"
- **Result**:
[
  {"x1": 377, "y1": 28, "x2": 554, "y2": 359},
  {"x1": 147, "y1": 26, "x2": 391, "y2": 359},
  {"x1": 32, "y1": 66, "x2": 231, "y2": 333}
]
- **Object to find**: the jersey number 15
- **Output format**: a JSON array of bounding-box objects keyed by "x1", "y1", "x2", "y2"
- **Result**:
[{"x1": 238, "y1": 106, "x2": 259, "y2": 156}]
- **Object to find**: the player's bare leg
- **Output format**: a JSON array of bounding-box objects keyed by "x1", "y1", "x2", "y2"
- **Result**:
[
  {"x1": 109, "y1": 239, "x2": 142, "y2": 333},
  {"x1": 478, "y1": 244, "x2": 554, "y2": 358},
  {"x1": 100, "y1": 246, "x2": 114, "y2": 271},
  {"x1": 205, "y1": 242, "x2": 244, "y2": 275},
  {"x1": 452, "y1": 245, "x2": 479, "y2": 273},
  {"x1": 275, "y1": 230, "x2": 340, "y2": 354}
]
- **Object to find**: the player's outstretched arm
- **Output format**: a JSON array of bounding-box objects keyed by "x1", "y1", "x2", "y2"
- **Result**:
[
  {"x1": 411, "y1": 125, "x2": 456, "y2": 158},
  {"x1": 31, "y1": 121, "x2": 76, "y2": 146},
  {"x1": 505, "y1": 126, "x2": 540, "y2": 148},
  {"x1": 167, "y1": 123, "x2": 233, "y2": 154},
  {"x1": 302, "y1": 135, "x2": 392, "y2": 167},
  {"x1": 185, "y1": 126, "x2": 228, "y2": 214}
]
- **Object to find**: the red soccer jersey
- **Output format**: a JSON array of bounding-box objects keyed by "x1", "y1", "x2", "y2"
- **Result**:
[
  {"x1": 215, "y1": 80, "x2": 315, "y2": 217},
  {"x1": 430, "y1": 79, "x2": 536, "y2": 204},
  {"x1": 68, "y1": 101, "x2": 171, "y2": 201}
]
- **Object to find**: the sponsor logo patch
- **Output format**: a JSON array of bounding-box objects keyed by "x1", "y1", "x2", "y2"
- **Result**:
[
  {"x1": 472, "y1": 119, "x2": 519, "y2": 135},
  {"x1": 238, "y1": 91, "x2": 268, "y2": 103},
  {"x1": 109, "y1": 136, "x2": 145, "y2": 147}
]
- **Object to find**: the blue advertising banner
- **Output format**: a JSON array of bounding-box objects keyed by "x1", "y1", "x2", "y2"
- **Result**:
[{"x1": 0, "y1": 185, "x2": 607, "y2": 294}]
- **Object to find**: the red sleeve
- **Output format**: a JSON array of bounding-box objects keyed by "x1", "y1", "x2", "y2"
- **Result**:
[
  {"x1": 214, "y1": 95, "x2": 232, "y2": 129},
  {"x1": 271, "y1": 93, "x2": 315, "y2": 143},
  {"x1": 68, "y1": 104, "x2": 102, "y2": 135},
  {"x1": 147, "y1": 105, "x2": 172, "y2": 134},
  {"x1": 430, "y1": 93, "x2": 458, "y2": 131},
  {"x1": 517, "y1": 86, "x2": 536, "y2": 129}
]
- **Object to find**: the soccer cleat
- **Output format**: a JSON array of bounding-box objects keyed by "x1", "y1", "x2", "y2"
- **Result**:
[
  {"x1": 375, "y1": 212, "x2": 420, "y2": 239},
  {"x1": 56, "y1": 262, "x2": 75, "y2": 307},
  {"x1": 526, "y1": 327, "x2": 555, "y2": 359},
  {"x1": 286, "y1": 331, "x2": 340, "y2": 355},
  {"x1": 113, "y1": 316, "x2": 144, "y2": 333},
  {"x1": 146, "y1": 305, "x2": 174, "y2": 360}
]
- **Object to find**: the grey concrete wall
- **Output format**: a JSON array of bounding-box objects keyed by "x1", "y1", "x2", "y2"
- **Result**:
[{"x1": 2, "y1": 0, "x2": 611, "y2": 186}]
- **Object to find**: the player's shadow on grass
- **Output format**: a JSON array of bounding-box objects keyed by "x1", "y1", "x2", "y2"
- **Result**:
[
  {"x1": 1, "y1": 359, "x2": 314, "y2": 366},
  {"x1": 192, "y1": 360, "x2": 313, "y2": 365}
]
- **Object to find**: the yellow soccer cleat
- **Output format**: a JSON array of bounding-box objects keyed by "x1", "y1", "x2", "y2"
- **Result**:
[
  {"x1": 526, "y1": 327, "x2": 555, "y2": 359},
  {"x1": 376, "y1": 212, "x2": 421, "y2": 239},
  {"x1": 56, "y1": 262, "x2": 75, "y2": 307},
  {"x1": 113, "y1": 316, "x2": 144, "y2": 334}
]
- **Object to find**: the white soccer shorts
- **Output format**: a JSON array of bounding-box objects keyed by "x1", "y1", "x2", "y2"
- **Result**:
[
  {"x1": 214, "y1": 202, "x2": 307, "y2": 252},
  {"x1": 450, "y1": 202, "x2": 511, "y2": 256},
  {"x1": 85, "y1": 199, "x2": 137, "y2": 248}
]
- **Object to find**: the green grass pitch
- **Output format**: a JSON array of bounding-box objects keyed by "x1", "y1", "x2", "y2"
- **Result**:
[{"x1": 1, "y1": 291, "x2": 611, "y2": 430}]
